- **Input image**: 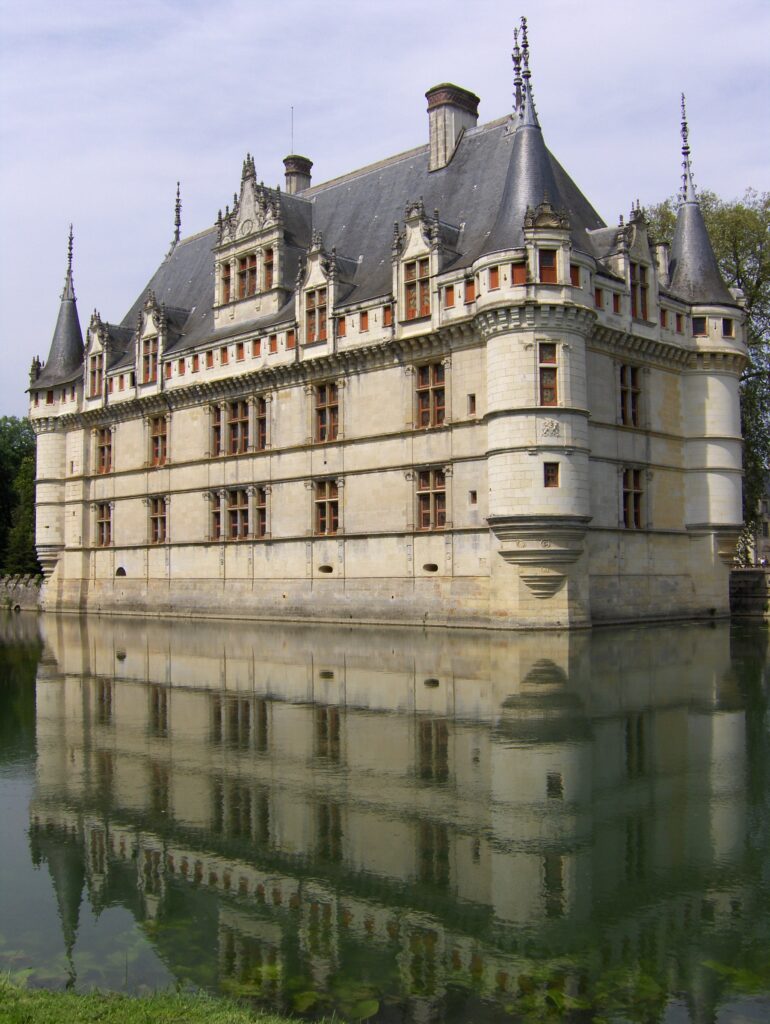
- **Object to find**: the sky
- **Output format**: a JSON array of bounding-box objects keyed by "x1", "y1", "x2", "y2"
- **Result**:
[{"x1": 0, "y1": 0, "x2": 768, "y2": 417}]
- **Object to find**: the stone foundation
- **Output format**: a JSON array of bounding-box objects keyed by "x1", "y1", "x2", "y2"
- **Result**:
[{"x1": 0, "y1": 574, "x2": 43, "y2": 612}]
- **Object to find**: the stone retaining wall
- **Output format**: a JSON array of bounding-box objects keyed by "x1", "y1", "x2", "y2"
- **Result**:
[
  {"x1": 730, "y1": 569, "x2": 770, "y2": 618},
  {"x1": 0, "y1": 574, "x2": 43, "y2": 612}
]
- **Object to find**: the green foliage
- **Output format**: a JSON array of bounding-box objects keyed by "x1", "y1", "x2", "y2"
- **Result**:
[
  {"x1": 646, "y1": 190, "x2": 770, "y2": 539},
  {"x1": 0, "y1": 977, "x2": 315, "y2": 1024},
  {"x1": 0, "y1": 417, "x2": 39, "y2": 575}
]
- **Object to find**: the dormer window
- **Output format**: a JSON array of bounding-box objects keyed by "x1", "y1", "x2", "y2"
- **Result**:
[
  {"x1": 141, "y1": 337, "x2": 158, "y2": 384},
  {"x1": 306, "y1": 288, "x2": 327, "y2": 343},
  {"x1": 221, "y1": 263, "x2": 231, "y2": 303},
  {"x1": 538, "y1": 250, "x2": 557, "y2": 284},
  {"x1": 89, "y1": 353, "x2": 103, "y2": 398},
  {"x1": 405, "y1": 258, "x2": 430, "y2": 320},
  {"x1": 237, "y1": 254, "x2": 257, "y2": 299},
  {"x1": 263, "y1": 248, "x2": 274, "y2": 290},
  {"x1": 630, "y1": 262, "x2": 648, "y2": 320}
]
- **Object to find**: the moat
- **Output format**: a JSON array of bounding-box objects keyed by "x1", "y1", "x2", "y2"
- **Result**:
[{"x1": 1, "y1": 612, "x2": 769, "y2": 1022}]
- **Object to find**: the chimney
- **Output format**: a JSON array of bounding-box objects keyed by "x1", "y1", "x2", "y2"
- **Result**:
[
  {"x1": 425, "y1": 83, "x2": 480, "y2": 172},
  {"x1": 283, "y1": 154, "x2": 313, "y2": 194}
]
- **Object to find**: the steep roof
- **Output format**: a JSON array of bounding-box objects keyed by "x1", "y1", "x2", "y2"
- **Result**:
[
  {"x1": 37, "y1": 230, "x2": 84, "y2": 387},
  {"x1": 669, "y1": 96, "x2": 735, "y2": 307}
]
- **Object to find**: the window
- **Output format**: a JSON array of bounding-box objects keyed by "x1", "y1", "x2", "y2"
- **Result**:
[
  {"x1": 622, "y1": 468, "x2": 643, "y2": 529},
  {"x1": 512, "y1": 260, "x2": 527, "y2": 285},
  {"x1": 206, "y1": 351, "x2": 214, "y2": 368},
  {"x1": 96, "y1": 428, "x2": 112, "y2": 474},
  {"x1": 315, "y1": 479, "x2": 339, "y2": 535},
  {"x1": 660, "y1": 309, "x2": 668, "y2": 329},
  {"x1": 228, "y1": 400, "x2": 249, "y2": 454},
  {"x1": 263, "y1": 247, "x2": 274, "y2": 290},
  {"x1": 467, "y1": 393, "x2": 476, "y2": 416},
  {"x1": 613, "y1": 293, "x2": 621, "y2": 315},
  {"x1": 220, "y1": 346, "x2": 229, "y2": 365},
  {"x1": 722, "y1": 318, "x2": 734, "y2": 337},
  {"x1": 150, "y1": 415, "x2": 167, "y2": 466},
  {"x1": 444, "y1": 285, "x2": 455, "y2": 308},
  {"x1": 538, "y1": 343, "x2": 557, "y2": 406},
  {"x1": 619, "y1": 365, "x2": 640, "y2": 427},
  {"x1": 236, "y1": 342, "x2": 244, "y2": 361},
  {"x1": 96, "y1": 503, "x2": 112, "y2": 547},
  {"x1": 108, "y1": 377, "x2": 115, "y2": 392},
  {"x1": 630, "y1": 262, "x2": 648, "y2": 320},
  {"x1": 164, "y1": 363, "x2": 172, "y2": 380},
  {"x1": 336, "y1": 317, "x2": 346, "y2": 339},
  {"x1": 594, "y1": 287, "x2": 603, "y2": 309},
  {"x1": 286, "y1": 328, "x2": 296, "y2": 350},
  {"x1": 44, "y1": 390, "x2": 53, "y2": 405},
  {"x1": 489, "y1": 266, "x2": 500, "y2": 290},
  {"x1": 227, "y1": 489, "x2": 249, "y2": 539},
  {"x1": 544, "y1": 462, "x2": 559, "y2": 487},
  {"x1": 383, "y1": 303, "x2": 393, "y2": 326},
  {"x1": 415, "y1": 363, "x2": 445, "y2": 428},
  {"x1": 267, "y1": 334, "x2": 276, "y2": 354},
  {"x1": 315, "y1": 383, "x2": 339, "y2": 442},
  {"x1": 142, "y1": 337, "x2": 158, "y2": 384},
  {"x1": 675, "y1": 312, "x2": 683, "y2": 333},
  {"x1": 306, "y1": 287, "x2": 327, "y2": 342},
  {"x1": 178, "y1": 358, "x2": 186, "y2": 375},
  {"x1": 570, "y1": 264, "x2": 580, "y2": 287},
  {"x1": 464, "y1": 278, "x2": 476, "y2": 303},
  {"x1": 255, "y1": 396, "x2": 267, "y2": 450},
  {"x1": 150, "y1": 496, "x2": 167, "y2": 544},
  {"x1": 221, "y1": 263, "x2": 231, "y2": 303},
  {"x1": 254, "y1": 486, "x2": 267, "y2": 538},
  {"x1": 252, "y1": 338, "x2": 261, "y2": 357},
  {"x1": 692, "y1": 316, "x2": 707, "y2": 336},
  {"x1": 192, "y1": 353, "x2": 200, "y2": 372},
  {"x1": 417, "y1": 468, "x2": 446, "y2": 530},
  {"x1": 89, "y1": 353, "x2": 103, "y2": 398},
  {"x1": 211, "y1": 406, "x2": 223, "y2": 455},
  {"x1": 405, "y1": 257, "x2": 430, "y2": 319},
  {"x1": 119, "y1": 374, "x2": 125, "y2": 391},
  {"x1": 360, "y1": 310, "x2": 369, "y2": 332},
  {"x1": 237, "y1": 254, "x2": 257, "y2": 298},
  {"x1": 539, "y1": 249, "x2": 557, "y2": 284},
  {"x1": 211, "y1": 493, "x2": 222, "y2": 540}
]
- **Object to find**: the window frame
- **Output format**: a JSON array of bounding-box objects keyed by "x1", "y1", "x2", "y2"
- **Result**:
[
  {"x1": 416, "y1": 467, "x2": 447, "y2": 531},
  {"x1": 237, "y1": 253, "x2": 257, "y2": 299},
  {"x1": 226, "y1": 487, "x2": 249, "y2": 540},
  {"x1": 95, "y1": 502, "x2": 112, "y2": 547},
  {"x1": 96, "y1": 427, "x2": 112, "y2": 475},
  {"x1": 315, "y1": 382, "x2": 339, "y2": 443},
  {"x1": 141, "y1": 337, "x2": 158, "y2": 385},
  {"x1": 619, "y1": 364, "x2": 641, "y2": 427},
  {"x1": 415, "y1": 362, "x2": 446, "y2": 429},
  {"x1": 405, "y1": 257, "x2": 430, "y2": 320},
  {"x1": 305, "y1": 287, "x2": 328, "y2": 343},
  {"x1": 538, "y1": 343, "x2": 558, "y2": 407},
  {"x1": 314, "y1": 479, "x2": 339, "y2": 536},
  {"x1": 622, "y1": 468, "x2": 643, "y2": 529},
  {"x1": 227, "y1": 400, "x2": 249, "y2": 455},
  {"x1": 149, "y1": 495, "x2": 167, "y2": 544},
  {"x1": 149, "y1": 415, "x2": 167, "y2": 467}
]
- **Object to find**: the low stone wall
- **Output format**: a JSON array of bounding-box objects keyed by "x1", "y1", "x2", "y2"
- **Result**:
[
  {"x1": 730, "y1": 569, "x2": 770, "y2": 618},
  {"x1": 0, "y1": 574, "x2": 43, "y2": 612}
]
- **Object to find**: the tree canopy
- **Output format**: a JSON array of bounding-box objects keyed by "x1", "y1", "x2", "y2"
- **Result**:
[
  {"x1": 0, "y1": 416, "x2": 40, "y2": 575},
  {"x1": 645, "y1": 189, "x2": 770, "y2": 542}
]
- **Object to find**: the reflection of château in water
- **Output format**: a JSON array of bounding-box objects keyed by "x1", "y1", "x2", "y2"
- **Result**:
[{"x1": 28, "y1": 614, "x2": 756, "y2": 1018}]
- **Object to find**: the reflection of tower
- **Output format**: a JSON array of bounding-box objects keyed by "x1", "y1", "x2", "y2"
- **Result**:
[{"x1": 31, "y1": 820, "x2": 86, "y2": 987}]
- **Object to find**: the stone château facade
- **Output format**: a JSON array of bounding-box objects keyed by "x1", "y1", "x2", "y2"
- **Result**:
[{"x1": 28, "y1": 22, "x2": 747, "y2": 628}]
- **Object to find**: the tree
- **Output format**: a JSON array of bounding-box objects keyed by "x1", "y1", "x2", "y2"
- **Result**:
[
  {"x1": 645, "y1": 191, "x2": 770, "y2": 551},
  {"x1": 0, "y1": 417, "x2": 39, "y2": 575}
]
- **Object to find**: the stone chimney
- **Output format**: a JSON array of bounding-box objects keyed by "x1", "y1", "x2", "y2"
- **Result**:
[
  {"x1": 283, "y1": 155, "x2": 313, "y2": 194},
  {"x1": 425, "y1": 83, "x2": 480, "y2": 172}
]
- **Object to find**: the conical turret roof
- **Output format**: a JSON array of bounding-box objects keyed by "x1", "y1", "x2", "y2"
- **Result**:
[
  {"x1": 36, "y1": 227, "x2": 84, "y2": 387},
  {"x1": 669, "y1": 97, "x2": 735, "y2": 306}
]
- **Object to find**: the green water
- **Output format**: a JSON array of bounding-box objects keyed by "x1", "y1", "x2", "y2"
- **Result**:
[{"x1": 1, "y1": 611, "x2": 769, "y2": 1022}]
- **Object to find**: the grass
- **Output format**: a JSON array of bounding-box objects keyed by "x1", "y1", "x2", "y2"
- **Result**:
[{"x1": 0, "y1": 978, "x2": 313, "y2": 1024}]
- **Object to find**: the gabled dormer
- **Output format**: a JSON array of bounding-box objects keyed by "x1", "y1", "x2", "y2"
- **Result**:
[
  {"x1": 297, "y1": 230, "x2": 336, "y2": 347},
  {"x1": 522, "y1": 197, "x2": 571, "y2": 286},
  {"x1": 213, "y1": 154, "x2": 288, "y2": 326},
  {"x1": 392, "y1": 199, "x2": 438, "y2": 325},
  {"x1": 84, "y1": 311, "x2": 108, "y2": 403},
  {"x1": 135, "y1": 292, "x2": 164, "y2": 389}
]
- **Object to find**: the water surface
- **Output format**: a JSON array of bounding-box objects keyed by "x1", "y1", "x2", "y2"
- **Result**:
[{"x1": 1, "y1": 612, "x2": 769, "y2": 1022}]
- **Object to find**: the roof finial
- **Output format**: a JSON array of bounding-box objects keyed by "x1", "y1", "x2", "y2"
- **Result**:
[
  {"x1": 512, "y1": 26, "x2": 523, "y2": 113},
  {"x1": 173, "y1": 182, "x2": 181, "y2": 243},
  {"x1": 518, "y1": 16, "x2": 540, "y2": 129},
  {"x1": 67, "y1": 224, "x2": 74, "y2": 274},
  {"x1": 680, "y1": 93, "x2": 697, "y2": 204},
  {"x1": 61, "y1": 224, "x2": 76, "y2": 301}
]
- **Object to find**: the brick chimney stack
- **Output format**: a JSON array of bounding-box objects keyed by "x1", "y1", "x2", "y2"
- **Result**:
[{"x1": 283, "y1": 155, "x2": 313, "y2": 194}]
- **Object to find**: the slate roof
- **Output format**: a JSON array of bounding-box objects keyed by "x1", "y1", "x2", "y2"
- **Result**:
[
  {"x1": 36, "y1": 267, "x2": 84, "y2": 387},
  {"x1": 669, "y1": 199, "x2": 736, "y2": 306}
]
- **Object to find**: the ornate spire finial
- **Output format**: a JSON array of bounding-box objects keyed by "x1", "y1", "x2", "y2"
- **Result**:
[
  {"x1": 61, "y1": 224, "x2": 76, "y2": 301},
  {"x1": 512, "y1": 26, "x2": 523, "y2": 113},
  {"x1": 517, "y1": 16, "x2": 540, "y2": 129},
  {"x1": 173, "y1": 182, "x2": 181, "y2": 244},
  {"x1": 680, "y1": 93, "x2": 697, "y2": 204},
  {"x1": 67, "y1": 224, "x2": 74, "y2": 273}
]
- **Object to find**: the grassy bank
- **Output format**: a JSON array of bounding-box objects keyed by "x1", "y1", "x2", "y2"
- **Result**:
[{"x1": 0, "y1": 979, "x2": 308, "y2": 1024}]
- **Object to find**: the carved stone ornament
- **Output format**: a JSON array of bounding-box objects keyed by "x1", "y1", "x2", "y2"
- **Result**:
[
  {"x1": 240, "y1": 219, "x2": 253, "y2": 236},
  {"x1": 541, "y1": 418, "x2": 561, "y2": 437},
  {"x1": 520, "y1": 571, "x2": 566, "y2": 599}
]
